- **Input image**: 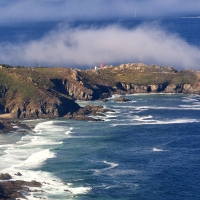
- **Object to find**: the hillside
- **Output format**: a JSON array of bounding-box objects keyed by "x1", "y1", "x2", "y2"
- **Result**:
[{"x1": 0, "y1": 63, "x2": 200, "y2": 119}]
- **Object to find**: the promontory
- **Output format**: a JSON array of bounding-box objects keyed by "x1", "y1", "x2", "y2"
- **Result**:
[{"x1": 0, "y1": 63, "x2": 200, "y2": 120}]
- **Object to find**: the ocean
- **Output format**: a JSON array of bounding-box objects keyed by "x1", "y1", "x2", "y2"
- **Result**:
[
  {"x1": 0, "y1": 18, "x2": 200, "y2": 200},
  {"x1": 1, "y1": 18, "x2": 200, "y2": 48},
  {"x1": 0, "y1": 94, "x2": 200, "y2": 200}
]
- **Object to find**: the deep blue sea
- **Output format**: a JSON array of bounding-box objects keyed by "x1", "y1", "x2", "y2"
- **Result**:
[
  {"x1": 0, "y1": 94, "x2": 200, "y2": 200},
  {"x1": 0, "y1": 17, "x2": 200, "y2": 47},
  {"x1": 0, "y1": 18, "x2": 200, "y2": 200}
]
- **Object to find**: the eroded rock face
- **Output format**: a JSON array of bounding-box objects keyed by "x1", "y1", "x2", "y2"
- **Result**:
[
  {"x1": 183, "y1": 83, "x2": 200, "y2": 94},
  {"x1": 6, "y1": 93, "x2": 80, "y2": 119}
]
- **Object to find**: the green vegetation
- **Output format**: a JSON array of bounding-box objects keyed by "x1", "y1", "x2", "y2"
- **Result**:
[
  {"x1": 0, "y1": 64, "x2": 199, "y2": 104},
  {"x1": 79, "y1": 66, "x2": 198, "y2": 86}
]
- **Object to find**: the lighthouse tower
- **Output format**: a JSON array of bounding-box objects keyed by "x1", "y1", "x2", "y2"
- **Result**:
[{"x1": 100, "y1": 63, "x2": 104, "y2": 68}]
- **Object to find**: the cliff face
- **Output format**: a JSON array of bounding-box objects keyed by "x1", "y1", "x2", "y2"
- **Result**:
[
  {"x1": 0, "y1": 67, "x2": 80, "y2": 119},
  {"x1": 68, "y1": 64, "x2": 200, "y2": 99},
  {"x1": 0, "y1": 63, "x2": 200, "y2": 119}
]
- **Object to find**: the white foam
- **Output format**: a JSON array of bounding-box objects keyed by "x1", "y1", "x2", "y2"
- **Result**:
[
  {"x1": 18, "y1": 149, "x2": 56, "y2": 169},
  {"x1": 182, "y1": 98, "x2": 198, "y2": 102},
  {"x1": 0, "y1": 119, "x2": 90, "y2": 199},
  {"x1": 103, "y1": 160, "x2": 119, "y2": 169},
  {"x1": 113, "y1": 104, "x2": 200, "y2": 111},
  {"x1": 67, "y1": 186, "x2": 92, "y2": 194},
  {"x1": 111, "y1": 118, "x2": 200, "y2": 126},
  {"x1": 12, "y1": 125, "x2": 19, "y2": 128},
  {"x1": 153, "y1": 148, "x2": 164, "y2": 152},
  {"x1": 179, "y1": 104, "x2": 200, "y2": 108}
]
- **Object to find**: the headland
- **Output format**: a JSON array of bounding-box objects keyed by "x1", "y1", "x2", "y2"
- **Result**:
[{"x1": 0, "y1": 63, "x2": 199, "y2": 122}]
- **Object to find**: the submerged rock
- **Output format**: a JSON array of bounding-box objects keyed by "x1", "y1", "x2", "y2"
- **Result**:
[
  {"x1": 64, "y1": 105, "x2": 115, "y2": 121},
  {"x1": 114, "y1": 97, "x2": 131, "y2": 102},
  {"x1": 14, "y1": 172, "x2": 22, "y2": 176}
]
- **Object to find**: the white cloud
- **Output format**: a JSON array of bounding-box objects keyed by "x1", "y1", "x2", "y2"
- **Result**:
[{"x1": 0, "y1": 23, "x2": 200, "y2": 70}]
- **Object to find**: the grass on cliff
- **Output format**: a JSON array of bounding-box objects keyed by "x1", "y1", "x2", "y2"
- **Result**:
[
  {"x1": 0, "y1": 67, "x2": 76, "y2": 102},
  {"x1": 0, "y1": 65, "x2": 198, "y2": 103},
  {"x1": 79, "y1": 67, "x2": 198, "y2": 86},
  {"x1": 0, "y1": 69, "x2": 38, "y2": 101}
]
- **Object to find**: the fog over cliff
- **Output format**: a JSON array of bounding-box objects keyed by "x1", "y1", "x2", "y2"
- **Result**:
[
  {"x1": 0, "y1": 0, "x2": 200, "y2": 69},
  {"x1": 0, "y1": 23, "x2": 200, "y2": 70}
]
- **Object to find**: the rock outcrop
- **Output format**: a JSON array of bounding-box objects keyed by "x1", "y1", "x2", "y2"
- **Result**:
[
  {"x1": 64, "y1": 105, "x2": 115, "y2": 121},
  {"x1": 0, "y1": 120, "x2": 31, "y2": 134},
  {"x1": 0, "y1": 173, "x2": 42, "y2": 200}
]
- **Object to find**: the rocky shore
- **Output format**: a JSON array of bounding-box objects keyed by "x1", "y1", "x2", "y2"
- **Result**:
[
  {"x1": 0, "y1": 119, "x2": 31, "y2": 134},
  {"x1": 64, "y1": 104, "x2": 115, "y2": 121},
  {"x1": 0, "y1": 173, "x2": 42, "y2": 200}
]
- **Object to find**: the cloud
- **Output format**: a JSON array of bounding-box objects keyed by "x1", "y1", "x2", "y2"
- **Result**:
[
  {"x1": 0, "y1": 0, "x2": 200, "y2": 23},
  {"x1": 0, "y1": 23, "x2": 200, "y2": 70}
]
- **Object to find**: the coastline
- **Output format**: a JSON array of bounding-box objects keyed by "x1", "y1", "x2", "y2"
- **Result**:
[
  {"x1": 0, "y1": 93, "x2": 199, "y2": 200},
  {"x1": 0, "y1": 173, "x2": 42, "y2": 200},
  {"x1": 0, "y1": 117, "x2": 87, "y2": 199},
  {"x1": 0, "y1": 117, "x2": 42, "y2": 199}
]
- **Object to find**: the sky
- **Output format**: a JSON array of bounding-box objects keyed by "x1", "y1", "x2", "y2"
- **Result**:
[
  {"x1": 0, "y1": 0, "x2": 200, "y2": 69},
  {"x1": 0, "y1": 0, "x2": 200, "y2": 22}
]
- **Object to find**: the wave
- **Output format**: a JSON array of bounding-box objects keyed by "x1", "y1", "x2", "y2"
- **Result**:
[
  {"x1": 67, "y1": 186, "x2": 92, "y2": 194},
  {"x1": 103, "y1": 160, "x2": 119, "y2": 169},
  {"x1": 111, "y1": 118, "x2": 200, "y2": 126},
  {"x1": 94, "y1": 160, "x2": 119, "y2": 174},
  {"x1": 153, "y1": 148, "x2": 164, "y2": 152},
  {"x1": 0, "y1": 119, "x2": 89, "y2": 199},
  {"x1": 19, "y1": 149, "x2": 56, "y2": 169},
  {"x1": 179, "y1": 104, "x2": 200, "y2": 108},
  {"x1": 65, "y1": 127, "x2": 74, "y2": 135}
]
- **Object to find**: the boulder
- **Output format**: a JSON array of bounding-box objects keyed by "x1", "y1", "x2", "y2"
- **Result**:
[{"x1": 0, "y1": 173, "x2": 12, "y2": 180}]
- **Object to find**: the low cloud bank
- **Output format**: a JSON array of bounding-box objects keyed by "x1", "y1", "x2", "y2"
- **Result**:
[{"x1": 0, "y1": 23, "x2": 200, "y2": 70}]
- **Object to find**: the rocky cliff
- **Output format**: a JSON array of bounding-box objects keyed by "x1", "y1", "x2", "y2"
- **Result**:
[
  {"x1": 0, "y1": 67, "x2": 80, "y2": 119},
  {"x1": 0, "y1": 63, "x2": 200, "y2": 119},
  {"x1": 75, "y1": 63, "x2": 200, "y2": 99}
]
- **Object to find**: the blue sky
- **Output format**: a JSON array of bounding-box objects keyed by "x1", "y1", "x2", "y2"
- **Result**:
[{"x1": 0, "y1": 0, "x2": 200, "y2": 23}]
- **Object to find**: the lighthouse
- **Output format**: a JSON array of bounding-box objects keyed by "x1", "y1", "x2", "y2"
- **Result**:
[{"x1": 100, "y1": 63, "x2": 104, "y2": 68}]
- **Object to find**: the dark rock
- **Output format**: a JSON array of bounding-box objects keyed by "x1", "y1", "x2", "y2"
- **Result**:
[
  {"x1": 0, "y1": 173, "x2": 12, "y2": 180},
  {"x1": 114, "y1": 97, "x2": 131, "y2": 102},
  {"x1": 73, "y1": 115, "x2": 103, "y2": 122},
  {"x1": 0, "y1": 120, "x2": 31, "y2": 134},
  {"x1": 14, "y1": 172, "x2": 22, "y2": 176},
  {"x1": 64, "y1": 104, "x2": 115, "y2": 121},
  {"x1": 0, "y1": 177, "x2": 42, "y2": 200},
  {"x1": 101, "y1": 98, "x2": 108, "y2": 102}
]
